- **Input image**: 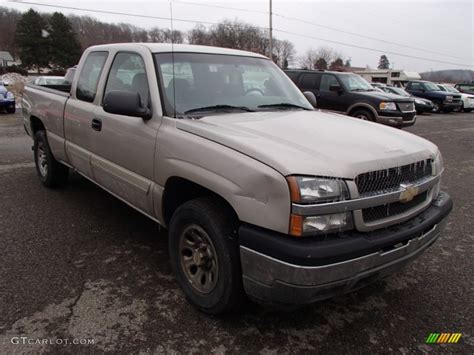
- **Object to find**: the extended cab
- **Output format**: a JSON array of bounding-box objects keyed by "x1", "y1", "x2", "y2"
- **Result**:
[
  {"x1": 285, "y1": 69, "x2": 416, "y2": 128},
  {"x1": 406, "y1": 80, "x2": 462, "y2": 113},
  {"x1": 23, "y1": 43, "x2": 452, "y2": 314}
]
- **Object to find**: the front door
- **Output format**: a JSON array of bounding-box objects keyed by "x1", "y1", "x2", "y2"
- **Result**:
[
  {"x1": 90, "y1": 51, "x2": 160, "y2": 215},
  {"x1": 317, "y1": 74, "x2": 345, "y2": 111}
]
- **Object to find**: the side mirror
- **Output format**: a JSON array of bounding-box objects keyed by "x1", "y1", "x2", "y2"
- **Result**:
[
  {"x1": 329, "y1": 84, "x2": 342, "y2": 93},
  {"x1": 303, "y1": 91, "x2": 317, "y2": 107},
  {"x1": 103, "y1": 90, "x2": 152, "y2": 120}
]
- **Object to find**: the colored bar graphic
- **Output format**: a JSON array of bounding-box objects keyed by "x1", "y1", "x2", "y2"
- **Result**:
[{"x1": 426, "y1": 333, "x2": 462, "y2": 344}]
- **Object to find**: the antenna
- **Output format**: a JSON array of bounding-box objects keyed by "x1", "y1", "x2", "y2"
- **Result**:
[{"x1": 169, "y1": 0, "x2": 176, "y2": 118}]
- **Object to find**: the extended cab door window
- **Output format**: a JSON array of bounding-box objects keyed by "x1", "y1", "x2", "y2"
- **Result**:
[
  {"x1": 104, "y1": 52, "x2": 150, "y2": 108},
  {"x1": 76, "y1": 51, "x2": 108, "y2": 102}
]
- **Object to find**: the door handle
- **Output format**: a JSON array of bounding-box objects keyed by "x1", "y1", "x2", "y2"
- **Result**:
[{"x1": 91, "y1": 118, "x2": 102, "y2": 131}]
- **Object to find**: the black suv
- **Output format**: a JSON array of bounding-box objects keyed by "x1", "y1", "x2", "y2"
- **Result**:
[
  {"x1": 285, "y1": 70, "x2": 416, "y2": 128},
  {"x1": 405, "y1": 80, "x2": 462, "y2": 113}
]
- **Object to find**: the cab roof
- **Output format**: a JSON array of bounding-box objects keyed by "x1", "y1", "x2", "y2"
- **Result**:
[{"x1": 87, "y1": 43, "x2": 268, "y2": 59}]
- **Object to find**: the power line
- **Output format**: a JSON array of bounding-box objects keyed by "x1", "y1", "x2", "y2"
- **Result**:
[
  {"x1": 169, "y1": 0, "x2": 472, "y2": 63},
  {"x1": 273, "y1": 28, "x2": 474, "y2": 68},
  {"x1": 10, "y1": 1, "x2": 220, "y2": 26},
  {"x1": 272, "y1": 12, "x2": 472, "y2": 62},
  {"x1": 8, "y1": 0, "x2": 473, "y2": 69}
]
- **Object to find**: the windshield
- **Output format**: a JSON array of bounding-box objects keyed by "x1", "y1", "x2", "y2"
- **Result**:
[
  {"x1": 154, "y1": 52, "x2": 312, "y2": 116},
  {"x1": 338, "y1": 74, "x2": 374, "y2": 92},
  {"x1": 445, "y1": 86, "x2": 459, "y2": 93},
  {"x1": 424, "y1": 82, "x2": 441, "y2": 91}
]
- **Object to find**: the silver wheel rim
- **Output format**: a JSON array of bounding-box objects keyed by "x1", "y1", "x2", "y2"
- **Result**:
[
  {"x1": 179, "y1": 224, "x2": 218, "y2": 294},
  {"x1": 37, "y1": 142, "x2": 48, "y2": 177},
  {"x1": 356, "y1": 113, "x2": 369, "y2": 120},
  {"x1": 433, "y1": 103, "x2": 439, "y2": 111}
]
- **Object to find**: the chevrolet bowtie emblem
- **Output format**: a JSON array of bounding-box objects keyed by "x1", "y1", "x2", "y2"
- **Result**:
[{"x1": 399, "y1": 184, "x2": 419, "y2": 203}]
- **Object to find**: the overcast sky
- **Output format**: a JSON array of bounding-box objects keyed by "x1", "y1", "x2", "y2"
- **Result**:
[{"x1": 2, "y1": 0, "x2": 473, "y2": 72}]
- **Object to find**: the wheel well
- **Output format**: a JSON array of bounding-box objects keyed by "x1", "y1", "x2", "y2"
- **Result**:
[
  {"x1": 348, "y1": 105, "x2": 374, "y2": 116},
  {"x1": 162, "y1": 177, "x2": 238, "y2": 226},
  {"x1": 30, "y1": 116, "x2": 45, "y2": 135}
]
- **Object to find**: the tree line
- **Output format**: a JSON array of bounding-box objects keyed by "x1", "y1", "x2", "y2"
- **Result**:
[{"x1": 1, "y1": 6, "x2": 360, "y2": 74}]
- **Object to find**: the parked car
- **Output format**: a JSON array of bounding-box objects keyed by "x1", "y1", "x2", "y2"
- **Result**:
[
  {"x1": 379, "y1": 85, "x2": 435, "y2": 114},
  {"x1": 33, "y1": 76, "x2": 67, "y2": 86},
  {"x1": 454, "y1": 83, "x2": 474, "y2": 95},
  {"x1": 405, "y1": 80, "x2": 462, "y2": 113},
  {"x1": 436, "y1": 84, "x2": 474, "y2": 113},
  {"x1": 23, "y1": 43, "x2": 452, "y2": 314},
  {"x1": 285, "y1": 70, "x2": 416, "y2": 128},
  {"x1": 0, "y1": 79, "x2": 15, "y2": 113}
]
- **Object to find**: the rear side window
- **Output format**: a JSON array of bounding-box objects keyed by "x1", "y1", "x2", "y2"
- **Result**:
[
  {"x1": 300, "y1": 73, "x2": 319, "y2": 89},
  {"x1": 76, "y1": 51, "x2": 108, "y2": 102}
]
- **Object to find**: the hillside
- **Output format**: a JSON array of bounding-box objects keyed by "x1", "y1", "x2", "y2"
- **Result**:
[{"x1": 420, "y1": 69, "x2": 474, "y2": 83}]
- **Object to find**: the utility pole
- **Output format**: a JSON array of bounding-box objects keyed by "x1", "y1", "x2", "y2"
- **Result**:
[{"x1": 269, "y1": 0, "x2": 273, "y2": 61}]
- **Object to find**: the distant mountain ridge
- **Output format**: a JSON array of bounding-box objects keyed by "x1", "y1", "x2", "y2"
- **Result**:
[{"x1": 420, "y1": 69, "x2": 474, "y2": 83}]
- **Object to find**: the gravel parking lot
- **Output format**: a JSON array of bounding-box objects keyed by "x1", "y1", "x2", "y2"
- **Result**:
[{"x1": 0, "y1": 111, "x2": 472, "y2": 354}]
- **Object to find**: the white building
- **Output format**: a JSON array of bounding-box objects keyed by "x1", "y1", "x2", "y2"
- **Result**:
[{"x1": 355, "y1": 69, "x2": 421, "y2": 87}]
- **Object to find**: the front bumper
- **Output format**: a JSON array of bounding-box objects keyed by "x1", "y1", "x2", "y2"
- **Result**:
[
  {"x1": 239, "y1": 192, "x2": 452, "y2": 305},
  {"x1": 376, "y1": 110, "x2": 416, "y2": 127},
  {"x1": 442, "y1": 101, "x2": 462, "y2": 110}
]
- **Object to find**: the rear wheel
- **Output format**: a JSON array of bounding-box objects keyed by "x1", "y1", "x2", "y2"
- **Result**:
[
  {"x1": 6, "y1": 106, "x2": 15, "y2": 114},
  {"x1": 168, "y1": 197, "x2": 244, "y2": 314},
  {"x1": 34, "y1": 130, "x2": 69, "y2": 187},
  {"x1": 350, "y1": 108, "x2": 375, "y2": 122}
]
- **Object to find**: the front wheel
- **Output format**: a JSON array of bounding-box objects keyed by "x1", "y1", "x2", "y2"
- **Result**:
[
  {"x1": 34, "y1": 130, "x2": 69, "y2": 187},
  {"x1": 168, "y1": 197, "x2": 244, "y2": 314},
  {"x1": 6, "y1": 106, "x2": 16, "y2": 114},
  {"x1": 432, "y1": 101, "x2": 442, "y2": 113},
  {"x1": 350, "y1": 108, "x2": 375, "y2": 122}
]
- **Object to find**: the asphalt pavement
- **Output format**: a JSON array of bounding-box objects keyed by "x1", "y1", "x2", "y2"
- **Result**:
[{"x1": 0, "y1": 111, "x2": 472, "y2": 354}]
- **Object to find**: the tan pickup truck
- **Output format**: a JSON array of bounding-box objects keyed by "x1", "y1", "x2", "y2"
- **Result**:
[{"x1": 22, "y1": 43, "x2": 452, "y2": 314}]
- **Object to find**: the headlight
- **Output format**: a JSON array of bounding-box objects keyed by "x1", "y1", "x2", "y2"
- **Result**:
[
  {"x1": 287, "y1": 176, "x2": 353, "y2": 237},
  {"x1": 6, "y1": 92, "x2": 14, "y2": 99},
  {"x1": 286, "y1": 176, "x2": 349, "y2": 204},
  {"x1": 379, "y1": 102, "x2": 397, "y2": 111}
]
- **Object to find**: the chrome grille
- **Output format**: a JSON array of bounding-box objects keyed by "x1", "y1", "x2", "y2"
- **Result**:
[
  {"x1": 355, "y1": 159, "x2": 433, "y2": 196},
  {"x1": 362, "y1": 191, "x2": 428, "y2": 223},
  {"x1": 397, "y1": 102, "x2": 415, "y2": 112}
]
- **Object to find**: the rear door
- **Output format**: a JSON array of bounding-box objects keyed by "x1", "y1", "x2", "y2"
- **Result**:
[
  {"x1": 65, "y1": 51, "x2": 109, "y2": 177},
  {"x1": 90, "y1": 50, "x2": 161, "y2": 215},
  {"x1": 406, "y1": 82, "x2": 425, "y2": 98}
]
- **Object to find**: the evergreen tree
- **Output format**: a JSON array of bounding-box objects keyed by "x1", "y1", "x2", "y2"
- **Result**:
[
  {"x1": 329, "y1": 57, "x2": 344, "y2": 70},
  {"x1": 314, "y1": 57, "x2": 328, "y2": 70},
  {"x1": 378, "y1": 55, "x2": 390, "y2": 69},
  {"x1": 49, "y1": 12, "x2": 82, "y2": 70},
  {"x1": 15, "y1": 9, "x2": 50, "y2": 73}
]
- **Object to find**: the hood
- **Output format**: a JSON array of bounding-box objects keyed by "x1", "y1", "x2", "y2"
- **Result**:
[
  {"x1": 176, "y1": 110, "x2": 438, "y2": 179},
  {"x1": 354, "y1": 90, "x2": 414, "y2": 102}
]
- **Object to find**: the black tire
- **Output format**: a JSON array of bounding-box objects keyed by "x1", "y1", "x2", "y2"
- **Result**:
[
  {"x1": 350, "y1": 108, "x2": 375, "y2": 122},
  {"x1": 6, "y1": 106, "x2": 16, "y2": 114},
  {"x1": 432, "y1": 101, "x2": 442, "y2": 113},
  {"x1": 463, "y1": 108, "x2": 472, "y2": 113},
  {"x1": 33, "y1": 130, "x2": 69, "y2": 188},
  {"x1": 168, "y1": 196, "x2": 244, "y2": 314}
]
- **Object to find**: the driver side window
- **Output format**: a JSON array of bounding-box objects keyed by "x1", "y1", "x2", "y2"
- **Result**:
[
  {"x1": 104, "y1": 52, "x2": 150, "y2": 108},
  {"x1": 320, "y1": 74, "x2": 339, "y2": 92}
]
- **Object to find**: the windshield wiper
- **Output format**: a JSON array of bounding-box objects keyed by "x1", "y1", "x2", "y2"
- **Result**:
[
  {"x1": 258, "y1": 103, "x2": 310, "y2": 110},
  {"x1": 184, "y1": 105, "x2": 254, "y2": 115}
]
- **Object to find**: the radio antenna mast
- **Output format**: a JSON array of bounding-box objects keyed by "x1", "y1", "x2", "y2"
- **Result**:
[{"x1": 169, "y1": 0, "x2": 176, "y2": 118}]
